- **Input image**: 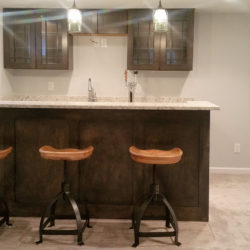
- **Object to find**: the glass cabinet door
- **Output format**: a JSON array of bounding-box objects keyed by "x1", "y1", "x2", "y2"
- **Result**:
[
  {"x1": 3, "y1": 9, "x2": 36, "y2": 69},
  {"x1": 127, "y1": 10, "x2": 160, "y2": 70},
  {"x1": 160, "y1": 9, "x2": 194, "y2": 71},
  {"x1": 36, "y1": 10, "x2": 72, "y2": 69}
]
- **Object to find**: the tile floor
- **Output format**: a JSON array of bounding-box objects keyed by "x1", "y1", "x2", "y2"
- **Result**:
[{"x1": 0, "y1": 173, "x2": 250, "y2": 250}]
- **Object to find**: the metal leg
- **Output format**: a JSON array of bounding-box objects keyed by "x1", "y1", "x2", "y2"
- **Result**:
[
  {"x1": 0, "y1": 199, "x2": 12, "y2": 226},
  {"x1": 83, "y1": 201, "x2": 91, "y2": 228},
  {"x1": 49, "y1": 200, "x2": 58, "y2": 227},
  {"x1": 160, "y1": 193, "x2": 181, "y2": 246},
  {"x1": 36, "y1": 186, "x2": 89, "y2": 246},
  {"x1": 36, "y1": 159, "x2": 91, "y2": 246},
  {"x1": 65, "y1": 193, "x2": 84, "y2": 246},
  {"x1": 3, "y1": 200, "x2": 11, "y2": 226},
  {"x1": 165, "y1": 206, "x2": 171, "y2": 228},
  {"x1": 130, "y1": 193, "x2": 149, "y2": 229},
  {"x1": 36, "y1": 192, "x2": 63, "y2": 244},
  {"x1": 130, "y1": 164, "x2": 181, "y2": 247},
  {"x1": 132, "y1": 194, "x2": 154, "y2": 247}
]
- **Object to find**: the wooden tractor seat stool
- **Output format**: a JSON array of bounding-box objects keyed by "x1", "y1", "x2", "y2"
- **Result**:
[
  {"x1": 36, "y1": 145, "x2": 94, "y2": 246},
  {"x1": 0, "y1": 147, "x2": 12, "y2": 227},
  {"x1": 129, "y1": 146, "x2": 183, "y2": 247}
]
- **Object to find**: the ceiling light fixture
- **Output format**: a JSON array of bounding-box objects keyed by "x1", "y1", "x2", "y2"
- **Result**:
[
  {"x1": 153, "y1": 0, "x2": 168, "y2": 32},
  {"x1": 67, "y1": 0, "x2": 82, "y2": 33}
]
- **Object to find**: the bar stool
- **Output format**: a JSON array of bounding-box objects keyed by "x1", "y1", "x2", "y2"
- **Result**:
[
  {"x1": 129, "y1": 146, "x2": 183, "y2": 247},
  {"x1": 0, "y1": 147, "x2": 12, "y2": 227},
  {"x1": 36, "y1": 145, "x2": 94, "y2": 246}
]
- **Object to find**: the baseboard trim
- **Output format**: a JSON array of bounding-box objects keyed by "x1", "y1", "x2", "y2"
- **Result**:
[{"x1": 210, "y1": 167, "x2": 250, "y2": 174}]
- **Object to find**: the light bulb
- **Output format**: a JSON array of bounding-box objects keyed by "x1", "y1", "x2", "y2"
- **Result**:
[
  {"x1": 153, "y1": 1, "x2": 168, "y2": 32},
  {"x1": 67, "y1": 3, "x2": 82, "y2": 33}
]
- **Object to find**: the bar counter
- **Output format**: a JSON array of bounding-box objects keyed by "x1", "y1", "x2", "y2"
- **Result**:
[{"x1": 0, "y1": 96, "x2": 219, "y2": 221}]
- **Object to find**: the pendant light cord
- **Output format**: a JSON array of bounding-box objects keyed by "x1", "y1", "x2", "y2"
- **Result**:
[{"x1": 158, "y1": 0, "x2": 163, "y2": 8}]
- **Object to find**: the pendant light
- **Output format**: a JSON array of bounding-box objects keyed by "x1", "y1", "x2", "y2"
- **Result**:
[
  {"x1": 67, "y1": 0, "x2": 82, "y2": 33},
  {"x1": 153, "y1": 0, "x2": 168, "y2": 32}
]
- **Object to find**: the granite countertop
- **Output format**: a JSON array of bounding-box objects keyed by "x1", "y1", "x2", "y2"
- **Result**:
[{"x1": 0, "y1": 95, "x2": 220, "y2": 111}]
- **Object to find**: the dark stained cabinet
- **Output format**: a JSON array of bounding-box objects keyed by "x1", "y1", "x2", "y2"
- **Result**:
[
  {"x1": 3, "y1": 8, "x2": 72, "y2": 70},
  {"x1": 160, "y1": 9, "x2": 194, "y2": 70},
  {"x1": 80, "y1": 9, "x2": 128, "y2": 35},
  {"x1": 3, "y1": 9, "x2": 36, "y2": 69},
  {"x1": 81, "y1": 10, "x2": 98, "y2": 34},
  {"x1": 128, "y1": 9, "x2": 194, "y2": 71},
  {"x1": 97, "y1": 10, "x2": 128, "y2": 34},
  {"x1": 36, "y1": 10, "x2": 72, "y2": 69},
  {"x1": 3, "y1": 8, "x2": 194, "y2": 71},
  {"x1": 127, "y1": 10, "x2": 160, "y2": 70}
]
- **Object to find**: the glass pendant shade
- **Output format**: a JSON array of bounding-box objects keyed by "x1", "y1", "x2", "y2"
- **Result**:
[
  {"x1": 68, "y1": 1, "x2": 82, "y2": 33},
  {"x1": 153, "y1": 1, "x2": 168, "y2": 32}
]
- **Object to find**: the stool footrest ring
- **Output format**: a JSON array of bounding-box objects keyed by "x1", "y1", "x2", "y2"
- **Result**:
[{"x1": 139, "y1": 231, "x2": 176, "y2": 237}]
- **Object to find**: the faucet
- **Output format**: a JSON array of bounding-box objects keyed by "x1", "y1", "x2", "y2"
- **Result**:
[
  {"x1": 125, "y1": 71, "x2": 138, "y2": 103},
  {"x1": 88, "y1": 78, "x2": 97, "y2": 102}
]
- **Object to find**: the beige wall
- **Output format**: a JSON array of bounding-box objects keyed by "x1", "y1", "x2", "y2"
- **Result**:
[{"x1": 1, "y1": 11, "x2": 250, "y2": 169}]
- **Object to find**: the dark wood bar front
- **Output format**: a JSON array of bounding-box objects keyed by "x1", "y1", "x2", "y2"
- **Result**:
[{"x1": 0, "y1": 108, "x2": 210, "y2": 221}]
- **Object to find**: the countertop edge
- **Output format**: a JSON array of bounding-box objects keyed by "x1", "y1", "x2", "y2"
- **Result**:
[{"x1": 0, "y1": 102, "x2": 220, "y2": 111}]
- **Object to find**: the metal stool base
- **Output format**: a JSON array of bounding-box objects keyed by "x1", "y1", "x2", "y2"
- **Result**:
[
  {"x1": 130, "y1": 165, "x2": 181, "y2": 247},
  {"x1": 0, "y1": 199, "x2": 12, "y2": 227},
  {"x1": 36, "y1": 182, "x2": 91, "y2": 246}
]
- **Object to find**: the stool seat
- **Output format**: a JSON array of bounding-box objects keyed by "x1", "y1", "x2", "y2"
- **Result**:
[
  {"x1": 0, "y1": 147, "x2": 13, "y2": 160},
  {"x1": 129, "y1": 146, "x2": 183, "y2": 165},
  {"x1": 39, "y1": 146, "x2": 94, "y2": 161}
]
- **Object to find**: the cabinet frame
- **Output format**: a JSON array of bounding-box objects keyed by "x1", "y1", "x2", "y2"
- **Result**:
[{"x1": 3, "y1": 8, "x2": 36, "y2": 69}]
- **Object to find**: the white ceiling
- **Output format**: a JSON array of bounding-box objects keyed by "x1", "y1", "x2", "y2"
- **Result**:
[{"x1": 0, "y1": 0, "x2": 250, "y2": 12}]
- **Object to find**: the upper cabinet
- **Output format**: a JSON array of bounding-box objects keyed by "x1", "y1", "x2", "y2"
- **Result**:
[
  {"x1": 127, "y1": 10, "x2": 160, "y2": 70},
  {"x1": 3, "y1": 9, "x2": 36, "y2": 69},
  {"x1": 35, "y1": 9, "x2": 72, "y2": 69},
  {"x1": 97, "y1": 10, "x2": 128, "y2": 34},
  {"x1": 80, "y1": 9, "x2": 128, "y2": 35},
  {"x1": 127, "y1": 9, "x2": 194, "y2": 71},
  {"x1": 81, "y1": 10, "x2": 98, "y2": 34},
  {"x1": 3, "y1": 9, "x2": 72, "y2": 70},
  {"x1": 159, "y1": 9, "x2": 194, "y2": 70},
  {"x1": 3, "y1": 8, "x2": 194, "y2": 71}
]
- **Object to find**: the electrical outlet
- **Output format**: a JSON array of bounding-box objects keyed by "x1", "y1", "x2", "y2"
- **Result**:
[
  {"x1": 48, "y1": 81, "x2": 55, "y2": 92},
  {"x1": 234, "y1": 143, "x2": 240, "y2": 153}
]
